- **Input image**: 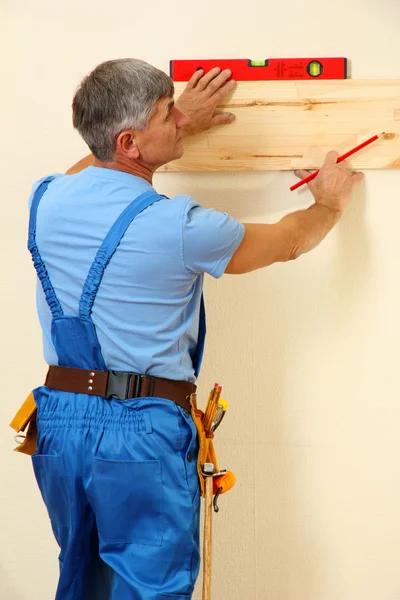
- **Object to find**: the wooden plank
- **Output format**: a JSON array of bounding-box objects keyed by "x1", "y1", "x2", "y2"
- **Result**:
[{"x1": 160, "y1": 80, "x2": 400, "y2": 172}]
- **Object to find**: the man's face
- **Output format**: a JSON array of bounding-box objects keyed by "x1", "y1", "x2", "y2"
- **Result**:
[{"x1": 135, "y1": 97, "x2": 189, "y2": 170}]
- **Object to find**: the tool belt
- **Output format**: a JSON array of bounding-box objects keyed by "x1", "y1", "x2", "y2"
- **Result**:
[
  {"x1": 10, "y1": 369, "x2": 228, "y2": 502},
  {"x1": 45, "y1": 366, "x2": 196, "y2": 412},
  {"x1": 10, "y1": 366, "x2": 195, "y2": 457},
  {"x1": 45, "y1": 368, "x2": 213, "y2": 498}
]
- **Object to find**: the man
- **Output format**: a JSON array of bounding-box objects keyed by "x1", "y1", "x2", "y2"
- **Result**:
[{"x1": 27, "y1": 58, "x2": 363, "y2": 600}]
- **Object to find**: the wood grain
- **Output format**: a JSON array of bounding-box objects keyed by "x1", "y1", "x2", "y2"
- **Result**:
[{"x1": 159, "y1": 80, "x2": 400, "y2": 172}]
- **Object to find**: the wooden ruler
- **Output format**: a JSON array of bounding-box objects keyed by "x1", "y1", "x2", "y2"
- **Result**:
[{"x1": 159, "y1": 80, "x2": 400, "y2": 172}]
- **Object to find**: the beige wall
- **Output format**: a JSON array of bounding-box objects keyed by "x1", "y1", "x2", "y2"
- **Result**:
[{"x1": 2, "y1": 1, "x2": 400, "y2": 598}]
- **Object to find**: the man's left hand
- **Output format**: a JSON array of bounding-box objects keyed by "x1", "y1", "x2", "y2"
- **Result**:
[{"x1": 175, "y1": 67, "x2": 236, "y2": 136}]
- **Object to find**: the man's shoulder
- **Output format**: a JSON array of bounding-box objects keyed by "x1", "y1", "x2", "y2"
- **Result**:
[
  {"x1": 153, "y1": 193, "x2": 200, "y2": 217},
  {"x1": 28, "y1": 173, "x2": 66, "y2": 208}
]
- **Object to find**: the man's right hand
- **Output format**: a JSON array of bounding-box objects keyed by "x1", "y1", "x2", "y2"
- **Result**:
[
  {"x1": 295, "y1": 151, "x2": 364, "y2": 215},
  {"x1": 175, "y1": 68, "x2": 236, "y2": 136},
  {"x1": 226, "y1": 151, "x2": 365, "y2": 275}
]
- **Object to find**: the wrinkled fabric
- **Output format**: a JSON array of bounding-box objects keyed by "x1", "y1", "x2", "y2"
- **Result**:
[
  {"x1": 28, "y1": 183, "x2": 202, "y2": 599},
  {"x1": 33, "y1": 388, "x2": 200, "y2": 600},
  {"x1": 29, "y1": 167, "x2": 244, "y2": 380}
]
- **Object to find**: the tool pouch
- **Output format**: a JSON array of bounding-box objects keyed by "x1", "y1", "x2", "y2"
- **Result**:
[
  {"x1": 189, "y1": 393, "x2": 219, "y2": 498},
  {"x1": 9, "y1": 392, "x2": 38, "y2": 456}
]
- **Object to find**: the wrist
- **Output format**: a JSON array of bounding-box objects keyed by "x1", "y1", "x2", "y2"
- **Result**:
[{"x1": 313, "y1": 200, "x2": 342, "y2": 222}]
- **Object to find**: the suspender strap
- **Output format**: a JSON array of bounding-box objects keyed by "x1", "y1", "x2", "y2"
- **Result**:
[
  {"x1": 79, "y1": 190, "x2": 164, "y2": 318},
  {"x1": 27, "y1": 177, "x2": 64, "y2": 318}
]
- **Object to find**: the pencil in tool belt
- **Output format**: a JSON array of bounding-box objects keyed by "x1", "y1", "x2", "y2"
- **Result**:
[
  {"x1": 290, "y1": 133, "x2": 384, "y2": 192},
  {"x1": 203, "y1": 385, "x2": 221, "y2": 433},
  {"x1": 203, "y1": 383, "x2": 218, "y2": 427},
  {"x1": 203, "y1": 384, "x2": 222, "y2": 433}
]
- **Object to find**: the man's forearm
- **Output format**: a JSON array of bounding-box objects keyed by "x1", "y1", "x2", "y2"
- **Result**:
[
  {"x1": 226, "y1": 203, "x2": 341, "y2": 275},
  {"x1": 280, "y1": 203, "x2": 341, "y2": 261}
]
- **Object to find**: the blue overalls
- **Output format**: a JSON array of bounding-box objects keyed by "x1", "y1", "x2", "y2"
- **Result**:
[{"x1": 28, "y1": 177, "x2": 206, "y2": 600}]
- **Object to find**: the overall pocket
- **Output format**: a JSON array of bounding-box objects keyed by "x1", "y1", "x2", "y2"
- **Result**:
[{"x1": 88, "y1": 456, "x2": 163, "y2": 546}]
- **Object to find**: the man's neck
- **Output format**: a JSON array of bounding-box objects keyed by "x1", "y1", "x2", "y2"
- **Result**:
[{"x1": 93, "y1": 157, "x2": 154, "y2": 184}]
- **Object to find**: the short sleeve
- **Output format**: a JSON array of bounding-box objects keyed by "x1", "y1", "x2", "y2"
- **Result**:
[
  {"x1": 28, "y1": 174, "x2": 64, "y2": 209},
  {"x1": 182, "y1": 197, "x2": 245, "y2": 279}
]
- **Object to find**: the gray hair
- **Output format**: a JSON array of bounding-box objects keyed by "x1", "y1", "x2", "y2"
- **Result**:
[{"x1": 72, "y1": 58, "x2": 174, "y2": 161}]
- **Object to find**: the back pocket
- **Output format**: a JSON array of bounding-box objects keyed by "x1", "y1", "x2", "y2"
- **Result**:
[{"x1": 88, "y1": 457, "x2": 163, "y2": 545}]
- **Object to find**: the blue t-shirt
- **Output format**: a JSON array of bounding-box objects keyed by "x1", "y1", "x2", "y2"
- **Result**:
[{"x1": 29, "y1": 166, "x2": 244, "y2": 382}]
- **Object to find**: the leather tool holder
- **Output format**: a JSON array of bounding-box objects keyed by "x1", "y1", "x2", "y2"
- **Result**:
[
  {"x1": 189, "y1": 393, "x2": 219, "y2": 498},
  {"x1": 10, "y1": 392, "x2": 38, "y2": 456}
]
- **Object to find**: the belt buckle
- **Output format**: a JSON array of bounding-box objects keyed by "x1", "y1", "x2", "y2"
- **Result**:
[
  {"x1": 105, "y1": 371, "x2": 132, "y2": 400},
  {"x1": 134, "y1": 374, "x2": 156, "y2": 398},
  {"x1": 105, "y1": 371, "x2": 156, "y2": 400}
]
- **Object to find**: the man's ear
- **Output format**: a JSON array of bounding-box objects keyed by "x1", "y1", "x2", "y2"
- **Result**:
[{"x1": 115, "y1": 130, "x2": 140, "y2": 159}]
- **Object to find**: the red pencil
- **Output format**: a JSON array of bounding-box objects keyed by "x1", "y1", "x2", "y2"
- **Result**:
[{"x1": 290, "y1": 133, "x2": 383, "y2": 192}]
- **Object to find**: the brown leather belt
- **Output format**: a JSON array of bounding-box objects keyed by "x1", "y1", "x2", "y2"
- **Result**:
[{"x1": 45, "y1": 366, "x2": 196, "y2": 413}]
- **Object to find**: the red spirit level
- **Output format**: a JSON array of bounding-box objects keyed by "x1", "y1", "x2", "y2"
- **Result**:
[{"x1": 170, "y1": 57, "x2": 347, "y2": 82}]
